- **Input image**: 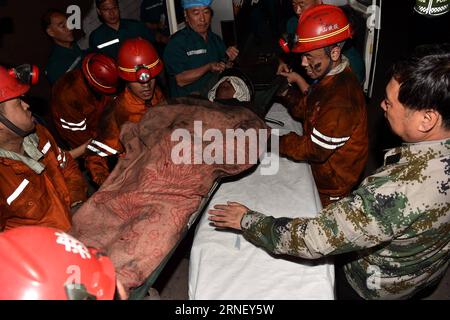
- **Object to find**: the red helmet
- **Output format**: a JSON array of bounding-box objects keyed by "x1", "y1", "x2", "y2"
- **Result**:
[
  {"x1": 117, "y1": 38, "x2": 163, "y2": 83},
  {"x1": 292, "y1": 4, "x2": 352, "y2": 53},
  {"x1": 0, "y1": 65, "x2": 33, "y2": 103},
  {"x1": 0, "y1": 226, "x2": 116, "y2": 300},
  {"x1": 82, "y1": 53, "x2": 119, "y2": 94}
]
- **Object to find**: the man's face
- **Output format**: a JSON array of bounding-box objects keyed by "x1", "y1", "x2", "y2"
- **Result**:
[
  {"x1": 97, "y1": 0, "x2": 120, "y2": 26},
  {"x1": 215, "y1": 80, "x2": 236, "y2": 100},
  {"x1": 292, "y1": 0, "x2": 320, "y2": 16},
  {"x1": 0, "y1": 98, "x2": 35, "y2": 134},
  {"x1": 127, "y1": 79, "x2": 156, "y2": 101},
  {"x1": 185, "y1": 6, "x2": 212, "y2": 35},
  {"x1": 46, "y1": 13, "x2": 74, "y2": 44},
  {"x1": 381, "y1": 78, "x2": 421, "y2": 142},
  {"x1": 301, "y1": 48, "x2": 331, "y2": 79}
]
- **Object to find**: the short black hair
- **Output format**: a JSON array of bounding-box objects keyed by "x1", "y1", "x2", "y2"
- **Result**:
[
  {"x1": 41, "y1": 8, "x2": 65, "y2": 32},
  {"x1": 392, "y1": 44, "x2": 450, "y2": 129},
  {"x1": 95, "y1": 0, "x2": 119, "y2": 8}
]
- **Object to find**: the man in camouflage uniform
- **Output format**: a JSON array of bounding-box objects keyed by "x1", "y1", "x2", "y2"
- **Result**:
[{"x1": 208, "y1": 48, "x2": 450, "y2": 299}]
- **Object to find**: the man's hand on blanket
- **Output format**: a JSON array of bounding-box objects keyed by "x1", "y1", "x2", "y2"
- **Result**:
[{"x1": 208, "y1": 201, "x2": 250, "y2": 231}]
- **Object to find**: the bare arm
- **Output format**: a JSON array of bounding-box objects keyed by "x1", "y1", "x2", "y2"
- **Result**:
[
  {"x1": 175, "y1": 62, "x2": 225, "y2": 87},
  {"x1": 67, "y1": 139, "x2": 91, "y2": 159}
]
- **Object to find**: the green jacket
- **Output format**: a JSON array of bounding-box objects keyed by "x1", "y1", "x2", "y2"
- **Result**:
[
  {"x1": 163, "y1": 27, "x2": 227, "y2": 97},
  {"x1": 89, "y1": 19, "x2": 155, "y2": 59},
  {"x1": 241, "y1": 138, "x2": 450, "y2": 299}
]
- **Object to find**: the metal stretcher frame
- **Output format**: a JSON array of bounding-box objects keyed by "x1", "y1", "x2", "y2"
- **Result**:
[{"x1": 128, "y1": 180, "x2": 222, "y2": 300}]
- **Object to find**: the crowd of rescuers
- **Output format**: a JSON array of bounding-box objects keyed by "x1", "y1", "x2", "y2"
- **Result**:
[{"x1": 0, "y1": 0, "x2": 448, "y2": 300}]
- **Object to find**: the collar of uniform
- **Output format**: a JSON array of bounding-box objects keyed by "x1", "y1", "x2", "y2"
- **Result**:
[
  {"x1": 53, "y1": 43, "x2": 82, "y2": 55},
  {"x1": 0, "y1": 133, "x2": 46, "y2": 174},
  {"x1": 383, "y1": 138, "x2": 450, "y2": 166},
  {"x1": 186, "y1": 26, "x2": 213, "y2": 42},
  {"x1": 124, "y1": 87, "x2": 146, "y2": 107},
  {"x1": 326, "y1": 55, "x2": 350, "y2": 77}
]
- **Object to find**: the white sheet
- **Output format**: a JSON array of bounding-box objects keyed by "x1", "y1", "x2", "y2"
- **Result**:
[{"x1": 188, "y1": 103, "x2": 335, "y2": 300}]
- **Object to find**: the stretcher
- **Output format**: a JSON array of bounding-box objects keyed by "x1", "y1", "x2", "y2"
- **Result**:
[
  {"x1": 126, "y1": 82, "x2": 286, "y2": 300},
  {"x1": 188, "y1": 103, "x2": 335, "y2": 300}
]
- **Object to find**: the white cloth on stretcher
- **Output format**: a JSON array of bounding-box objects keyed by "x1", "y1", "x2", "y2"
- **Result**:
[{"x1": 188, "y1": 103, "x2": 335, "y2": 300}]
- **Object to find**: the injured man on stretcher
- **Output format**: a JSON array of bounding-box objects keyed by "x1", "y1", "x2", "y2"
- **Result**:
[{"x1": 70, "y1": 68, "x2": 283, "y2": 297}]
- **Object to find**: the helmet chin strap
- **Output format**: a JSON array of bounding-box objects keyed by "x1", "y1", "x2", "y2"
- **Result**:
[{"x1": 0, "y1": 112, "x2": 31, "y2": 138}]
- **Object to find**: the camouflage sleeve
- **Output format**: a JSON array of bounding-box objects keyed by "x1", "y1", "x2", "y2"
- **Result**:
[{"x1": 240, "y1": 190, "x2": 396, "y2": 259}]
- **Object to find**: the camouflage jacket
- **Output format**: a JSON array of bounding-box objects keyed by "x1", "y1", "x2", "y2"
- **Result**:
[{"x1": 241, "y1": 138, "x2": 450, "y2": 299}]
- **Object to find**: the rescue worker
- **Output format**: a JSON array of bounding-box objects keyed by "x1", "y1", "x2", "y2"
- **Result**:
[
  {"x1": 89, "y1": 0, "x2": 156, "y2": 59},
  {"x1": 209, "y1": 47, "x2": 450, "y2": 300},
  {"x1": 0, "y1": 64, "x2": 87, "y2": 232},
  {"x1": 0, "y1": 226, "x2": 127, "y2": 300},
  {"x1": 42, "y1": 9, "x2": 85, "y2": 85},
  {"x1": 277, "y1": 5, "x2": 368, "y2": 207},
  {"x1": 50, "y1": 53, "x2": 119, "y2": 159},
  {"x1": 85, "y1": 38, "x2": 165, "y2": 186},
  {"x1": 280, "y1": 0, "x2": 365, "y2": 84},
  {"x1": 163, "y1": 0, "x2": 239, "y2": 97}
]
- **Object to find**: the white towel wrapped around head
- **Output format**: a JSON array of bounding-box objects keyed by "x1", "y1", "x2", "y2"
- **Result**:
[{"x1": 208, "y1": 76, "x2": 251, "y2": 102}]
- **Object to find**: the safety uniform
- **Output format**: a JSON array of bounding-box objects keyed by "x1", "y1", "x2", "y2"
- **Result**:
[
  {"x1": 89, "y1": 19, "x2": 155, "y2": 59},
  {"x1": 241, "y1": 138, "x2": 450, "y2": 299},
  {"x1": 0, "y1": 124, "x2": 87, "y2": 232},
  {"x1": 85, "y1": 86, "x2": 165, "y2": 185},
  {"x1": 44, "y1": 43, "x2": 84, "y2": 85},
  {"x1": 51, "y1": 69, "x2": 113, "y2": 149},
  {"x1": 163, "y1": 27, "x2": 227, "y2": 97},
  {"x1": 279, "y1": 58, "x2": 368, "y2": 206}
]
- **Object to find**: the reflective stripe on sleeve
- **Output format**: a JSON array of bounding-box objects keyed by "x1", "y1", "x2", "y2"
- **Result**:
[{"x1": 7, "y1": 179, "x2": 30, "y2": 205}]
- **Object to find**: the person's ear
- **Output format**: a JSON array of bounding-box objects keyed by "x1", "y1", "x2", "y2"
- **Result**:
[
  {"x1": 46, "y1": 26, "x2": 55, "y2": 38},
  {"x1": 418, "y1": 109, "x2": 440, "y2": 133},
  {"x1": 330, "y1": 46, "x2": 341, "y2": 62}
]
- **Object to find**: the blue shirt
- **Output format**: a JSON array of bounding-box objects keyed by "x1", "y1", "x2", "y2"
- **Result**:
[
  {"x1": 163, "y1": 27, "x2": 227, "y2": 97},
  {"x1": 44, "y1": 43, "x2": 84, "y2": 85},
  {"x1": 89, "y1": 19, "x2": 155, "y2": 59}
]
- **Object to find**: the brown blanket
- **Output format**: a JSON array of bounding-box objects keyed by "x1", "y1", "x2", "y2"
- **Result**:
[{"x1": 70, "y1": 99, "x2": 268, "y2": 292}]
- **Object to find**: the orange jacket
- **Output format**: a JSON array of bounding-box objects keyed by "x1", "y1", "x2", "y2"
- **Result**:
[
  {"x1": 85, "y1": 86, "x2": 165, "y2": 185},
  {"x1": 0, "y1": 125, "x2": 87, "y2": 232},
  {"x1": 51, "y1": 69, "x2": 112, "y2": 149},
  {"x1": 279, "y1": 67, "x2": 368, "y2": 204}
]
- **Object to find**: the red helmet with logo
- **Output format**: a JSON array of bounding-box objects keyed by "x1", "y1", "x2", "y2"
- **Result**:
[
  {"x1": 0, "y1": 226, "x2": 116, "y2": 300},
  {"x1": 292, "y1": 4, "x2": 352, "y2": 53},
  {"x1": 0, "y1": 64, "x2": 39, "y2": 103},
  {"x1": 82, "y1": 53, "x2": 119, "y2": 94},
  {"x1": 117, "y1": 38, "x2": 163, "y2": 83}
]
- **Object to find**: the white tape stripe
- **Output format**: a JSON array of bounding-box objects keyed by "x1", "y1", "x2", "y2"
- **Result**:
[
  {"x1": 312, "y1": 128, "x2": 350, "y2": 143},
  {"x1": 60, "y1": 118, "x2": 86, "y2": 127},
  {"x1": 41, "y1": 141, "x2": 51, "y2": 155},
  {"x1": 61, "y1": 124, "x2": 87, "y2": 132},
  {"x1": 66, "y1": 56, "x2": 82, "y2": 73},
  {"x1": 311, "y1": 135, "x2": 345, "y2": 150},
  {"x1": 97, "y1": 38, "x2": 120, "y2": 49},
  {"x1": 186, "y1": 49, "x2": 207, "y2": 56},
  {"x1": 7, "y1": 179, "x2": 30, "y2": 205},
  {"x1": 87, "y1": 145, "x2": 108, "y2": 157},
  {"x1": 57, "y1": 153, "x2": 62, "y2": 161},
  {"x1": 91, "y1": 140, "x2": 118, "y2": 155}
]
